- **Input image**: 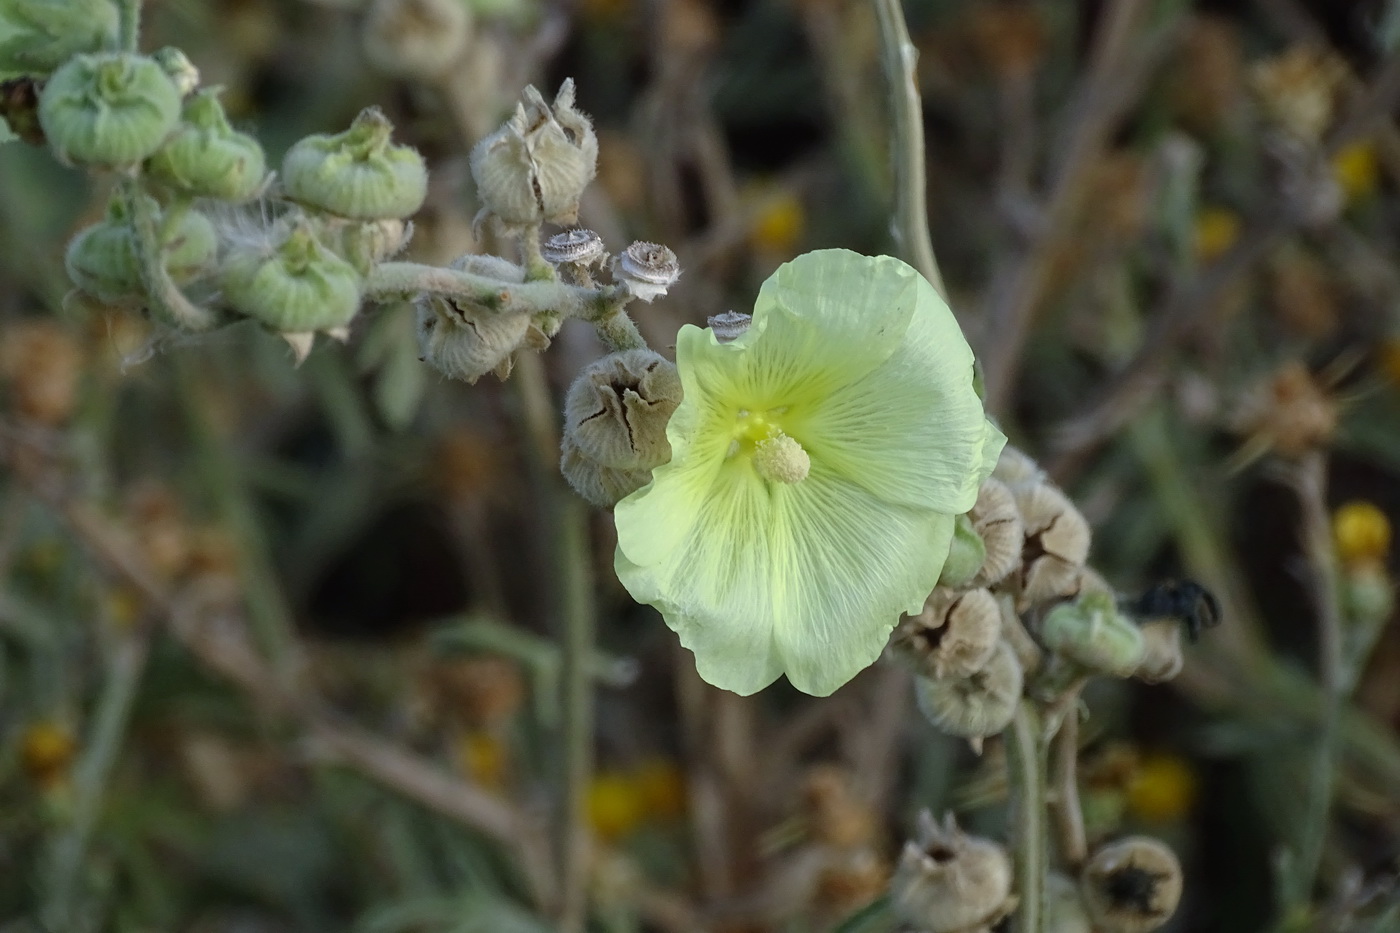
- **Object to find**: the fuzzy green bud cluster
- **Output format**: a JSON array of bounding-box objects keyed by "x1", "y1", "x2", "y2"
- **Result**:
[
  {"x1": 39, "y1": 52, "x2": 182, "y2": 167},
  {"x1": 65, "y1": 194, "x2": 216, "y2": 303},
  {"x1": 0, "y1": 0, "x2": 118, "y2": 75}
]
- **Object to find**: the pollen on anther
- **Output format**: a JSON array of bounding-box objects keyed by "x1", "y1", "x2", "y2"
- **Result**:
[{"x1": 752, "y1": 433, "x2": 810, "y2": 484}]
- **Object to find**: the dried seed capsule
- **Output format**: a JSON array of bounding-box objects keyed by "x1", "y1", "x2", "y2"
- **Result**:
[
  {"x1": 894, "y1": 587, "x2": 1001, "y2": 681},
  {"x1": 1080, "y1": 836, "x2": 1183, "y2": 933},
  {"x1": 970, "y1": 478, "x2": 1022, "y2": 587},
  {"x1": 415, "y1": 254, "x2": 531, "y2": 383},
  {"x1": 1041, "y1": 591, "x2": 1145, "y2": 678},
  {"x1": 282, "y1": 107, "x2": 428, "y2": 220},
  {"x1": 889, "y1": 811, "x2": 1014, "y2": 933},
  {"x1": 39, "y1": 52, "x2": 182, "y2": 167},
  {"x1": 147, "y1": 87, "x2": 268, "y2": 202},
  {"x1": 1014, "y1": 481, "x2": 1091, "y2": 609},
  {"x1": 471, "y1": 79, "x2": 597, "y2": 227},
  {"x1": 362, "y1": 0, "x2": 471, "y2": 81},
  {"x1": 541, "y1": 228, "x2": 605, "y2": 267},
  {"x1": 991, "y1": 444, "x2": 1044, "y2": 489},
  {"x1": 563, "y1": 349, "x2": 682, "y2": 471},
  {"x1": 615, "y1": 241, "x2": 680, "y2": 302},
  {"x1": 560, "y1": 433, "x2": 653, "y2": 509},
  {"x1": 0, "y1": 0, "x2": 118, "y2": 76},
  {"x1": 221, "y1": 220, "x2": 363, "y2": 335},
  {"x1": 914, "y1": 640, "x2": 1022, "y2": 742},
  {"x1": 707, "y1": 310, "x2": 751, "y2": 343}
]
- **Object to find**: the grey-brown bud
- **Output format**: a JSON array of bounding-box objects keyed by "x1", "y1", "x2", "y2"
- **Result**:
[
  {"x1": 1080, "y1": 836, "x2": 1183, "y2": 933},
  {"x1": 894, "y1": 587, "x2": 1001, "y2": 680},
  {"x1": 414, "y1": 254, "x2": 529, "y2": 383},
  {"x1": 362, "y1": 0, "x2": 471, "y2": 81},
  {"x1": 1133, "y1": 619, "x2": 1184, "y2": 684},
  {"x1": 707, "y1": 310, "x2": 751, "y2": 343},
  {"x1": 1014, "y1": 482, "x2": 1091, "y2": 609},
  {"x1": 470, "y1": 79, "x2": 597, "y2": 227},
  {"x1": 991, "y1": 444, "x2": 1044, "y2": 489},
  {"x1": 615, "y1": 241, "x2": 680, "y2": 303},
  {"x1": 970, "y1": 478, "x2": 1023, "y2": 587},
  {"x1": 560, "y1": 433, "x2": 653, "y2": 509},
  {"x1": 542, "y1": 228, "x2": 605, "y2": 267},
  {"x1": 889, "y1": 811, "x2": 1014, "y2": 933},
  {"x1": 563, "y1": 349, "x2": 682, "y2": 471},
  {"x1": 914, "y1": 640, "x2": 1022, "y2": 743}
]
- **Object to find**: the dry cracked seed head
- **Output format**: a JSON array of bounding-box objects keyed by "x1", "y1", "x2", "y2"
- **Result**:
[
  {"x1": 563, "y1": 349, "x2": 683, "y2": 471},
  {"x1": 1013, "y1": 481, "x2": 1091, "y2": 609},
  {"x1": 889, "y1": 811, "x2": 1014, "y2": 933},
  {"x1": 894, "y1": 586, "x2": 1002, "y2": 680},
  {"x1": 970, "y1": 478, "x2": 1022, "y2": 587},
  {"x1": 1081, "y1": 836, "x2": 1183, "y2": 933}
]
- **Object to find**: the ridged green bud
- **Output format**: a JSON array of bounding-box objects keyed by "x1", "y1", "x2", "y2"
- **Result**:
[
  {"x1": 38, "y1": 52, "x2": 182, "y2": 167},
  {"x1": 281, "y1": 107, "x2": 427, "y2": 220},
  {"x1": 151, "y1": 46, "x2": 199, "y2": 97},
  {"x1": 470, "y1": 79, "x2": 597, "y2": 227},
  {"x1": 65, "y1": 196, "x2": 217, "y2": 302},
  {"x1": 221, "y1": 221, "x2": 363, "y2": 334},
  {"x1": 938, "y1": 513, "x2": 986, "y2": 588},
  {"x1": 1041, "y1": 591, "x2": 1145, "y2": 678},
  {"x1": 147, "y1": 88, "x2": 268, "y2": 201},
  {"x1": 0, "y1": 0, "x2": 118, "y2": 76}
]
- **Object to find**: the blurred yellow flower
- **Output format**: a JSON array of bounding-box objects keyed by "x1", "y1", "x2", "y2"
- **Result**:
[
  {"x1": 1126, "y1": 753, "x2": 1197, "y2": 824},
  {"x1": 1193, "y1": 207, "x2": 1240, "y2": 263},
  {"x1": 632, "y1": 757, "x2": 686, "y2": 821},
  {"x1": 1333, "y1": 141, "x2": 1380, "y2": 205},
  {"x1": 22, "y1": 720, "x2": 76, "y2": 789},
  {"x1": 749, "y1": 189, "x2": 805, "y2": 256},
  {"x1": 458, "y1": 730, "x2": 508, "y2": 791},
  {"x1": 105, "y1": 586, "x2": 144, "y2": 630},
  {"x1": 587, "y1": 771, "x2": 645, "y2": 842},
  {"x1": 1333, "y1": 501, "x2": 1391, "y2": 570}
]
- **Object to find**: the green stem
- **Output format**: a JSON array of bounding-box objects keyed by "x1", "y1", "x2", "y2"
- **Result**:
[
  {"x1": 1007, "y1": 700, "x2": 1046, "y2": 933},
  {"x1": 873, "y1": 0, "x2": 945, "y2": 297},
  {"x1": 556, "y1": 494, "x2": 595, "y2": 933},
  {"x1": 122, "y1": 180, "x2": 217, "y2": 332},
  {"x1": 118, "y1": 0, "x2": 141, "y2": 52},
  {"x1": 42, "y1": 631, "x2": 150, "y2": 927},
  {"x1": 367, "y1": 262, "x2": 599, "y2": 318},
  {"x1": 1287, "y1": 452, "x2": 1344, "y2": 913}
]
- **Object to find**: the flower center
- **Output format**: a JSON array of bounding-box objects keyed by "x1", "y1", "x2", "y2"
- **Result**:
[{"x1": 730, "y1": 409, "x2": 810, "y2": 484}]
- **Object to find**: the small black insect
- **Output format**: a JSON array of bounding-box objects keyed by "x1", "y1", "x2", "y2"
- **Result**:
[
  {"x1": 1104, "y1": 862, "x2": 1173, "y2": 917},
  {"x1": 1129, "y1": 579, "x2": 1222, "y2": 643}
]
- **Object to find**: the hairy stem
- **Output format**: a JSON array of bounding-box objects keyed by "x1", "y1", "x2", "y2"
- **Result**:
[
  {"x1": 122, "y1": 180, "x2": 218, "y2": 332},
  {"x1": 873, "y1": 0, "x2": 944, "y2": 297},
  {"x1": 117, "y1": 0, "x2": 142, "y2": 52},
  {"x1": 556, "y1": 494, "x2": 596, "y2": 933},
  {"x1": 1049, "y1": 689, "x2": 1088, "y2": 869},
  {"x1": 1007, "y1": 700, "x2": 1046, "y2": 933}
]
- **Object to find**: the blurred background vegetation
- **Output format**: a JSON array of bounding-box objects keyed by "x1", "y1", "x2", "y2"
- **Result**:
[{"x1": 2, "y1": 0, "x2": 1400, "y2": 930}]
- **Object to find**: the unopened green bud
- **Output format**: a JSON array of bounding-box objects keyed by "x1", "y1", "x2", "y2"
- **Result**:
[
  {"x1": 362, "y1": 0, "x2": 471, "y2": 81},
  {"x1": 0, "y1": 0, "x2": 118, "y2": 76},
  {"x1": 282, "y1": 107, "x2": 428, "y2": 220},
  {"x1": 221, "y1": 221, "x2": 363, "y2": 334},
  {"x1": 65, "y1": 196, "x2": 216, "y2": 302},
  {"x1": 471, "y1": 79, "x2": 597, "y2": 227},
  {"x1": 1041, "y1": 591, "x2": 1145, "y2": 678},
  {"x1": 39, "y1": 53, "x2": 182, "y2": 167},
  {"x1": 147, "y1": 88, "x2": 268, "y2": 201},
  {"x1": 563, "y1": 349, "x2": 682, "y2": 471},
  {"x1": 938, "y1": 513, "x2": 986, "y2": 588}
]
